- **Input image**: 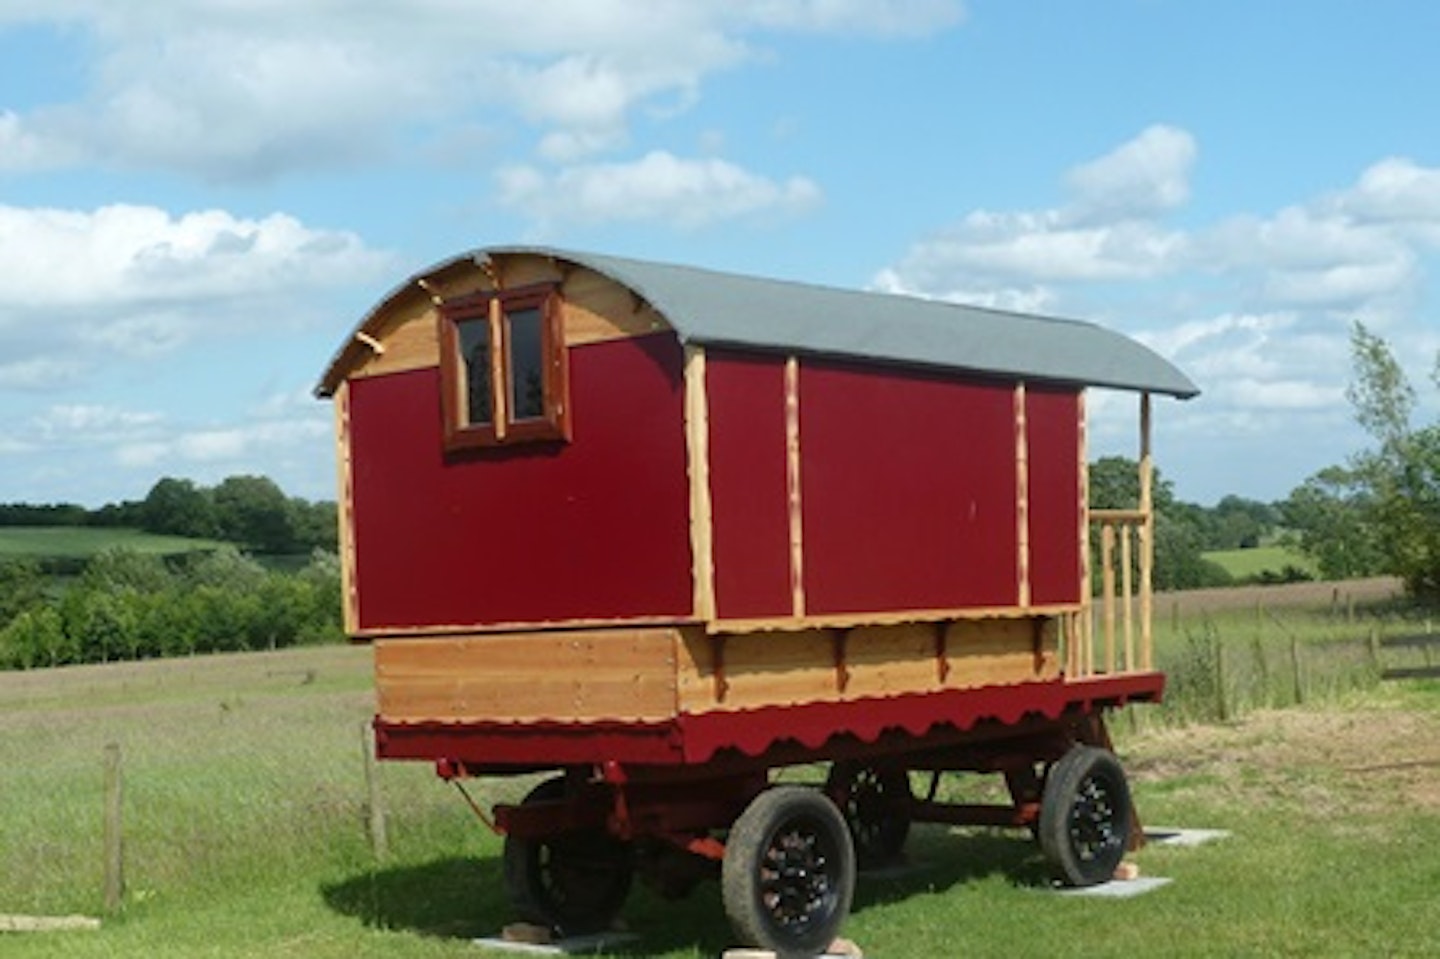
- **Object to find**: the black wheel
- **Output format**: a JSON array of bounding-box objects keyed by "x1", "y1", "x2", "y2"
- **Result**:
[
  {"x1": 502, "y1": 777, "x2": 633, "y2": 937},
  {"x1": 722, "y1": 787, "x2": 855, "y2": 958},
  {"x1": 1038, "y1": 745, "x2": 1132, "y2": 887},
  {"x1": 825, "y1": 761, "x2": 912, "y2": 868}
]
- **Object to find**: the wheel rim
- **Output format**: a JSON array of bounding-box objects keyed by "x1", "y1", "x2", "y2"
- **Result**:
[
  {"x1": 759, "y1": 814, "x2": 842, "y2": 939},
  {"x1": 1067, "y1": 769, "x2": 1124, "y2": 864},
  {"x1": 533, "y1": 832, "x2": 630, "y2": 929},
  {"x1": 830, "y1": 764, "x2": 911, "y2": 866}
]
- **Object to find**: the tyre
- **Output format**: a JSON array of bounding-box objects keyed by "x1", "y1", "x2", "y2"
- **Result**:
[
  {"x1": 502, "y1": 777, "x2": 633, "y2": 936},
  {"x1": 722, "y1": 786, "x2": 855, "y2": 958},
  {"x1": 1037, "y1": 745, "x2": 1132, "y2": 887},
  {"x1": 825, "y1": 761, "x2": 912, "y2": 868}
]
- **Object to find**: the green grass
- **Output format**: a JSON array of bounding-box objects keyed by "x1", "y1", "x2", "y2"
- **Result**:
[
  {"x1": 1203, "y1": 544, "x2": 1318, "y2": 580},
  {"x1": 0, "y1": 527, "x2": 228, "y2": 560},
  {"x1": 2, "y1": 595, "x2": 1438, "y2": 957}
]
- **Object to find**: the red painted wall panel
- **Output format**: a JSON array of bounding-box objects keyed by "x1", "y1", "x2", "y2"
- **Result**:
[
  {"x1": 705, "y1": 352, "x2": 792, "y2": 620},
  {"x1": 799, "y1": 361, "x2": 1019, "y2": 615},
  {"x1": 1026, "y1": 388, "x2": 1084, "y2": 605},
  {"x1": 347, "y1": 333, "x2": 693, "y2": 630}
]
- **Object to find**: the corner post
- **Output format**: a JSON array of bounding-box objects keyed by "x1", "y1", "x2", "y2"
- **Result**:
[{"x1": 1138, "y1": 392, "x2": 1154, "y2": 670}]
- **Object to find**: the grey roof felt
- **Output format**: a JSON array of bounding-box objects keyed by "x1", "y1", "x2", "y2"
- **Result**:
[{"x1": 319, "y1": 246, "x2": 1199, "y2": 399}]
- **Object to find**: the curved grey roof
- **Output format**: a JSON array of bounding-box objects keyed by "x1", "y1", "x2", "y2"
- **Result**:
[{"x1": 319, "y1": 245, "x2": 1199, "y2": 399}]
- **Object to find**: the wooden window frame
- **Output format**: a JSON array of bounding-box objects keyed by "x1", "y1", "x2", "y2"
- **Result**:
[{"x1": 438, "y1": 283, "x2": 571, "y2": 451}]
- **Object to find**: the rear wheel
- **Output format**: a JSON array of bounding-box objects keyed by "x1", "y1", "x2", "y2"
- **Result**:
[
  {"x1": 1038, "y1": 745, "x2": 1132, "y2": 886},
  {"x1": 722, "y1": 786, "x2": 855, "y2": 958},
  {"x1": 502, "y1": 777, "x2": 633, "y2": 936},
  {"x1": 825, "y1": 761, "x2": 912, "y2": 868}
]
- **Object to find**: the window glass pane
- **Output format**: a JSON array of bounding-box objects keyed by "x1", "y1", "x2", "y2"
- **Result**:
[
  {"x1": 508, "y1": 307, "x2": 546, "y2": 421},
  {"x1": 458, "y1": 317, "x2": 493, "y2": 425}
]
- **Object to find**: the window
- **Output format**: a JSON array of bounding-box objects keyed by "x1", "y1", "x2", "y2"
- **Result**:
[{"x1": 438, "y1": 284, "x2": 570, "y2": 450}]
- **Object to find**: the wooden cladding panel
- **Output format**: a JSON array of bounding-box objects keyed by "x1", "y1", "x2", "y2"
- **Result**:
[
  {"x1": 1026, "y1": 387, "x2": 1084, "y2": 605},
  {"x1": 798, "y1": 360, "x2": 1020, "y2": 615},
  {"x1": 344, "y1": 258, "x2": 671, "y2": 388},
  {"x1": 560, "y1": 267, "x2": 669, "y2": 346},
  {"x1": 676, "y1": 618, "x2": 1060, "y2": 715},
  {"x1": 705, "y1": 352, "x2": 793, "y2": 620},
  {"x1": 374, "y1": 617, "x2": 1061, "y2": 727},
  {"x1": 375, "y1": 629, "x2": 682, "y2": 724},
  {"x1": 348, "y1": 334, "x2": 692, "y2": 631}
]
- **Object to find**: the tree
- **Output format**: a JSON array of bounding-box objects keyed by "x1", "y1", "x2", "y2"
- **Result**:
[
  {"x1": 1329, "y1": 322, "x2": 1440, "y2": 598},
  {"x1": 141, "y1": 477, "x2": 218, "y2": 538},
  {"x1": 1280, "y1": 466, "x2": 1386, "y2": 580},
  {"x1": 1088, "y1": 456, "x2": 1231, "y2": 591},
  {"x1": 0, "y1": 559, "x2": 46, "y2": 627},
  {"x1": 213, "y1": 475, "x2": 298, "y2": 553}
]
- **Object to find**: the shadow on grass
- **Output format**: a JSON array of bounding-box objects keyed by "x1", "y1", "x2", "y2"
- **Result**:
[
  {"x1": 320, "y1": 827, "x2": 1047, "y2": 953},
  {"x1": 321, "y1": 856, "x2": 508, "y2": 940}
]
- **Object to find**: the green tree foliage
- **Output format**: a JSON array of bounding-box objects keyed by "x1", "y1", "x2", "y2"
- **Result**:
[
  {"x1": 1088, "y1": 456, "x2": 1233, "y2": 591},
  {"x1": 0, "y1": 558, "x2": 47, "y2": 627},
  {"x1": 1279, "y1": 466, "x2": 1386, "y2": 580},
  {"x1": 141, "y1": 477, "x2": 219, "y2": 538},
  {"x1": 213, "y1": 475, "x2": 296, "y2": 552},
  {"x1": 0, "y1": 550, "x2": 345, "y2": 670},
  {"x1": 1289, "y1": 322, "x2": 1440, "y2": 598}
]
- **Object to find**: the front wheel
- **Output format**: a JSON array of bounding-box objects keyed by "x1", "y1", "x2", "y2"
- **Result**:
[
  {"x1": 722, "y1": 786, "x2": 855, "y2": 958},
  {"x1": 502, "y1": 777, "x2": 633, "y2": 936},
  {"x1": 1037, "y1": 745, "x2": 1132, "y2": 886}
]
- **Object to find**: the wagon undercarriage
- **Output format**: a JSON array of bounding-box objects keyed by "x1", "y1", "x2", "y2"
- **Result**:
[{"x1": 419, "y1": 672, "x2": 1158, "y2": 954}]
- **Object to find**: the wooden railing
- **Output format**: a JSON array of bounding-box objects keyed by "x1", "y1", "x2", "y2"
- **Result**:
[
  {"x1": 1075, "y1": 508, "x2": 1154, "y2": 677},
  {"x1": 1063, "y1": 393, "x2": 1160, "y2": 680}
]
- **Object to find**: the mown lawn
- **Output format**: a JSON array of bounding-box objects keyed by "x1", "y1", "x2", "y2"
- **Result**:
[
  {"x1": 1203, "y1": 544, "x2": 1318, "y2": 581},
  {"x1": 0, "y1": 526, "x2": 227, "y2": 559},
  {"x1": 2, "y1": 616, "x2": 1438, "y2": 956}
]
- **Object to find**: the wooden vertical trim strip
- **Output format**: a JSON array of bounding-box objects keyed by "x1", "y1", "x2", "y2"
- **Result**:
[
  {"x1": 785, "y1": 356, "x2": 807, "y2": 619},
  {"x1": 1015, "y1": 382, "x2": 1031, "y2": 609},
  {"x1": 683, "y1": 346, "x2": 716, "y2": 622},
  {"x1": 1139, "y1": 392, "x2": 1154, "y2": 671},
  {"x1": 490, "y1": 296, "x2": 507, "y2": 441},
  {"x1": 1076, "y1": 391, "x2": 1091, "y2": 678},
  {"x1": 333, "y1": 381, "x2": 361, "y2": 636}
]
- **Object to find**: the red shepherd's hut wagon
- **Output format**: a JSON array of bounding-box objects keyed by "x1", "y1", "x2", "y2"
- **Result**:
[{"x1": 317, "y1": 246, "x2": 1198, "y2": 955}]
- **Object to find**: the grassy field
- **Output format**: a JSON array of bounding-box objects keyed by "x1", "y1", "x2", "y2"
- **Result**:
[
  {"x1": 1202, "y1": 544, "x2": 1319, "y2": 581},
  {"x1": 0, "y1": 527, "x2": 227, "y2": 560},
  {"x1": 2, "y1": 588, "x2": 1438, "y2": 957}
]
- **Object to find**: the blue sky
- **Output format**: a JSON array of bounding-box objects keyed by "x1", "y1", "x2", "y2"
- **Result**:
[{"x1": 3, "y1": 1, "x2": 1440, "y2": 508}]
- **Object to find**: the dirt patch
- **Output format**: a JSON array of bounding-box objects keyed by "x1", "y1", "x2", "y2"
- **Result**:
[{"x1": 1126, "y1": 697, "x2": 1440, "y2": 824}]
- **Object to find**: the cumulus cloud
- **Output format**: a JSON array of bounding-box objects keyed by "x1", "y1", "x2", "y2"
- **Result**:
[
  {"x1": 1066, "y1": 124, "x2": 1197, "y2": 224},
  {"x1": 0, "y1": 204, "x2": 384, "y2": 312},
  {"x1": 873, "y1": 128, "x2": 1440, "y2": 498},
  {"x1": 0, "y1": 1, "x2": 964, "y2": 179},
  {"x1": 497, "y1": 150, "x2": 822, "y2": 229}
]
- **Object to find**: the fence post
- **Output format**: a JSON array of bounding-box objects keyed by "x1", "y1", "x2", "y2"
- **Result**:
[
  {"x1": 1289, "y1": 634, "x2": 1306, "y2": 705},
  {"x1": 1251, "y1": 631, "x2": 1270, "y2": 707},
  {"x1": 103, "y1": 743, "x2": 124, "y2": 914},
  {"x1": 1214, "y1": 637, "x2": 1229, "y2": 722},
  {"x1": 361, "y1": 722, "x2": 389, "y2": 863},
  {"x1": 1367, "y1": 627, "x2": 1382, "y2": 676}
]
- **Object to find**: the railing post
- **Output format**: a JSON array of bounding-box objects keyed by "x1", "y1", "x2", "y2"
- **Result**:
[
  {"x1": 1138, "y1": 392, "x2": 1154, "y2": 671},
  {"x1": 1101, "y1": 523, "x2": 1116, "y2": 674}
]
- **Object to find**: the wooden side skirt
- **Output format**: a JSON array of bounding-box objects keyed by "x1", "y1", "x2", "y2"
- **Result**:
[{"x1": 373, "y1": 664, "x2": 1165, "y2": 770}]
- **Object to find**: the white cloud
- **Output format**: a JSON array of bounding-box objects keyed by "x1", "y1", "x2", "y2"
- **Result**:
[
  {"x1": 1066, "y1": 124, "x2": 1196, "y2": 223},
  {"x1": 0, "y1": 204, "x2": 384, "y2": 311},
  {"x1": 0, "y1": 1, "x2": 964, "y2": 178},
  {"x1": 498, "y1": 150, "x2": 823, "y2": 229},
  {"x1": 0, "y1": 203, "x2": 390, "y2": 383}
]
